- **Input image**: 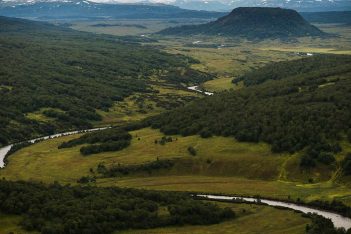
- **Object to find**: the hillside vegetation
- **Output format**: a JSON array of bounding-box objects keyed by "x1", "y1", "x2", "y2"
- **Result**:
[
  {"x1": 0, "y1": 180, "x2": 234, "y2": 234},
  {"x1": 159, "y1": 7, "x2": 325, "y2": 39},
  {"x1": 148, "y1": 55, "x2": 351, "y2": 157},
  {"x1": 0, "y1": 16, "x2": 211, "y2": 146}
]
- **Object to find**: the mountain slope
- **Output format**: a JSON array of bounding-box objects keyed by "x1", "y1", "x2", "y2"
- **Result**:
[
  {"x1": 0, "y1": 16, "x2": 210, "y2": 146},
  {"x1": 147, "y1": 55, "x2": 351, "y2": 154},
  {"x1": 0, "y1": 0, "x2": 225, "y2": 19},
  {"x1": 159, "y1": 7, "x2": 326, "y2": 39}
]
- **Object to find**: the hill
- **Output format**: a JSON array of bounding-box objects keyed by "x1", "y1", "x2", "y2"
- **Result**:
[
  {"x1": 0, "y1": 16, "x2": 211, "y2": 146},
  {"x1": 147, "y1": 54, "x2": 351, "y2": 156},
  {"x1": 0, "y1": 1, "x2": 225, "y2": 20},
  {"x1": 159, "y1": 7, "x2": 326, "y2": 39}
]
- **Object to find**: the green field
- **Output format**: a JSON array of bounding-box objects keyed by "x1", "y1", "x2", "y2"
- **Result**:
[
  {"x1": 2, "y1": 127, "x2": 351, "y2": 206},
  {"x1": 67, "y1": 21, "x2": 351, "y2": 96}
]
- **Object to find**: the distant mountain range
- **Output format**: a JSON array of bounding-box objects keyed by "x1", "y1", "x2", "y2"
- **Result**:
[
  {"x1": 1, "y1": 0, "x2": 350, "y2": 12},
  {"x1": 0, "y1": 0, "x2": 350, "y2": 22},
  {"x1": 0, "y1": 0, "x2": 224, "y2": 19},
  {"x1": 172, "y1": 0, "x2": 351, "y2": 12},
  {"x1": 159, "y1": 7, "x2": 326, "y2": 39}
]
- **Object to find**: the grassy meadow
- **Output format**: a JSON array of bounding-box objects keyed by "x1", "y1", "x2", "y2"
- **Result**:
[
  {"x1": 68, "y1": 20, "x2": 351, "y2": 84},
  {"x1": 2, "y1": 127, "x2": 351, "y2": 206}
]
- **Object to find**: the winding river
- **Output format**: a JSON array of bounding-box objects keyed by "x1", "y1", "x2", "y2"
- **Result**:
[
  {"x1": 0, "y1": 127, "x2": 110, "y2": 168},
  {"x1": 197, "y1": 195, "x2": 351, "y2": 230}
]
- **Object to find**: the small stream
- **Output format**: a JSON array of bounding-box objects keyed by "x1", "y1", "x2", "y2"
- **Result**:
[
  {"x1": 187, "y1": 86, "x2": 214, "y2": 96},
  {"x1": 197, "y1": 194, "x2": 351, "y2": 230}
]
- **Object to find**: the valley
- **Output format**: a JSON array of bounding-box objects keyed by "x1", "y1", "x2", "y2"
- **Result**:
[{"x1": 0, "y1": 6, "x2": 351, "y2": 234}]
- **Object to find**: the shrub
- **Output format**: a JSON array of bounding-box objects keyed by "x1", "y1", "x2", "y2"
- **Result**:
[{"x1": 187, "y1": 146, "x2": 197, "y2": 156}]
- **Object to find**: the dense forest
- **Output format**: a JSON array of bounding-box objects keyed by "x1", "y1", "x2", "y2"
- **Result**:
[
  {"x1": 0, "y1": 16, "x2": 211, "y2": 146},
  {"x1": 0, "y1": 180, "x2": 234, "y2": 233},
  {"x1": 234, "y1": 55, "x2": 351, "y2": 86},
  {"x1": 147, "y1": 55, "x2": 351, "y2": 164}
]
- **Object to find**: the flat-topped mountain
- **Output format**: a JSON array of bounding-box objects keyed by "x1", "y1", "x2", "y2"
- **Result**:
[{"x1": 159, "y1": 7, "x2": 326, "y2": 39}]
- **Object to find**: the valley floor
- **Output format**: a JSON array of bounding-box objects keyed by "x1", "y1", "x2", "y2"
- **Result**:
[{"x1": 1, "y1": 20, "x2": 351, "y2": 234}]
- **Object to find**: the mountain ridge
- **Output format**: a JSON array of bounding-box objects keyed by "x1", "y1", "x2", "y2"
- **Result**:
[
  {"x1": 2, "y1": 0, "x2": 350, "y2": 12},
  {"x1": 0, "y1": 0, "x2": 225, "y2": 19}
]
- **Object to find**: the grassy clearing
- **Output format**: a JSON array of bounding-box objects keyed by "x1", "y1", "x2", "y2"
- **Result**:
[
  {"x1": 202, "y1": 77, "x2": 237, "y2": 92},
  {"x1": 99, "y1": 175, "x2": 351, "y2": 204},
  {"x1": 120, "y1": 202, "x2": 309, "y2": 234},
  {"x1": 25, "y1": 107, "x2": 62, "y2": 123},
  {"x1": 0, "y1": 128, "x2": 284, "y2": 183},
  {"x1": 96, "y1": 84, "x2": 200, "y2": 125}
]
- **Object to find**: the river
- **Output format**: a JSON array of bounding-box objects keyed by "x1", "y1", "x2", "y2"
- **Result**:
[
  {"x1": 187, "y1": 86, "x2": 214, "y2": 96},
  {"x1": 197, "y1": 194, "x2": 351, "y2": 230},
  {"x1": 0, "y1": 127, "x2": 110, "y2": 168}
]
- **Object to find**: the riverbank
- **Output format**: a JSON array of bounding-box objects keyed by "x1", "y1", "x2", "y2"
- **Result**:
[
  {"x1": 0, "y1": 127, "x2": 111, "y2": 168},
  {"x1": 197, "y1": 194, "x2": 351, "y2": 230}
]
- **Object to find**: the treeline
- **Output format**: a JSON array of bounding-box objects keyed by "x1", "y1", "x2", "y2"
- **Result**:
[
  {"x1": 59, "y1": 128, "x2": 131, "y2": 155},
  {"x1": 96, "y1": 159, "x2": 175, "y2": 177},
  {"x1": 305, "y1": 214, "x2": 351, "y2": 234},
  {"x1": 343, "y1": 153, "x2": 351, "y2": 176},
  {"x1": 305, "y1": 200, "x2": 351, "y2": 218},
  {"x1": 146, "y1": 55, "x2": 351, "y2": 157},
  {"x1": 300, "y1": 141, "x2": 341, "y2": 168},
  {"x1": 0, "y1": 180, "x2": 235, "y2": 234},
  {"x1": 0, "y1": 16, "x2": 211, "y2": 146}
]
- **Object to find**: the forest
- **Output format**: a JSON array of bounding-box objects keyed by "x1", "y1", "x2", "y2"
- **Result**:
[
  {"x1": 146, "y1": 55, "x2": 351, "y2": 164},
  {"x1": 0, "y1": 179, "x2": 235, "y2": 234},
  {"x1": 0, "y1": 16, "x2": 211, "y2": 146},
  {"x1": 58, "y1": 128, "x2": 132, "y2": 155}
]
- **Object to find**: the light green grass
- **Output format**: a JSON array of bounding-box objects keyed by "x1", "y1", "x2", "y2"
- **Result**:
[
  {"x1": 202, "y1": 77, "x2": 237, "y2": 92},
  {"x1": 0, "y1": 128, "x2": 284, "y2": 183},
  {"x1": 2, "y1": 127, "x2": 350, "y2": 204},
  {"x1": 99, "y1": 175, "x2": 351, "y2": 204}
]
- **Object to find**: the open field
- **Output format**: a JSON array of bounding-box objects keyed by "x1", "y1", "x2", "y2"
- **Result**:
[
  {"x1": 2, "y1": 127, "x2": 351, "y2": 206},
  {"x1": 120, "y1": 202, "x2": 310, "y2": 234},
  {"x1": 0, "y1": 128, "x2": 286, "y2": 183},
  {"x1": 68, "y1": 20, "x2": 351, "y2": 89},
  {"x1": 99, "y1": 175, "x2": 351, "y2": 206}
]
